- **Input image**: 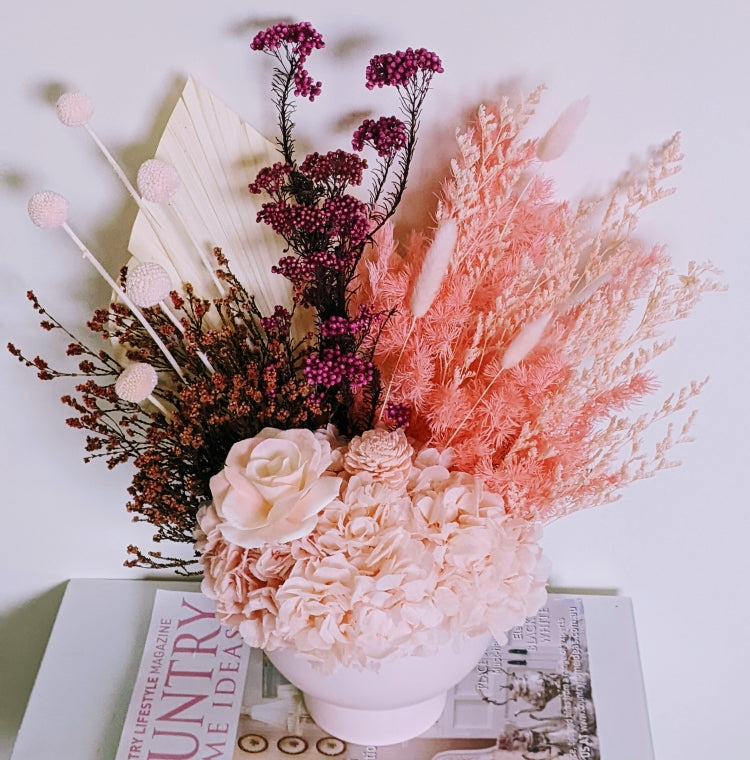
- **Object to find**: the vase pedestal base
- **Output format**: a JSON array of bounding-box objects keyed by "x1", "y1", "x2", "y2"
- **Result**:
[
  {"x1": 303, "y1": 690, "x2": 447, "y2": 747},
  {"x1": 265, "y1": 633, "x2": 492, "y2": 747}
]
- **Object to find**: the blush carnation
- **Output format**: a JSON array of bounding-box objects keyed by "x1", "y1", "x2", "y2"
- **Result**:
[
  {"x1": 314, "y1": 424, "x2": 348, "y2": 472},
  {"x1": 253, "y1": 544, "x2": 297, "y2": 582}
]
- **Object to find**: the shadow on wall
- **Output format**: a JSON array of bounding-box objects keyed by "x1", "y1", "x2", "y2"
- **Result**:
[{"x1": 0, "y1": 583, "x2": 67, "y2": 757}]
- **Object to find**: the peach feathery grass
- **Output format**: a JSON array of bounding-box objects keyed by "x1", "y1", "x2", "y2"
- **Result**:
[{"x1": 355, "y1": 90, "x2": 723, "y2": 523}]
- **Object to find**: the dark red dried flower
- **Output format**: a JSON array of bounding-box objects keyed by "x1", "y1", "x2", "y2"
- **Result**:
[
  {"x1": 250, "y1": 22, "x2": 324, "y2": 59},
  {"x1": 300, "y1": 150, "x2": 368, "y2": 186},
  {"x1": 352, "y1": 116, "x2": 408, "y2": 157},
  {"x1": 365, "y1": 47, "x2": 443, "y2": 89}
]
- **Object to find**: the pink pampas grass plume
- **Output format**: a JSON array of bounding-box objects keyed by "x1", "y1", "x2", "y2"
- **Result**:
[
  {"x1": 409, "y1": 218, "x2": 458, "y2": 318},
  {"x1": 501, "y1": 311, "x2": 554, "y2": 370},
  {"x1": 536, "y1": 97, "x2": 589, "y2": 162}
]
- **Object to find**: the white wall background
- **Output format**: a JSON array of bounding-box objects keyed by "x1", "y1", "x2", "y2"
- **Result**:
[{"x1": 1, "y1": 2, "x2": 747, "y2": 758}]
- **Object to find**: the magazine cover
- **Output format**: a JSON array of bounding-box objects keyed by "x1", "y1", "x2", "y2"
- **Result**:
[
  {"x1": 234, "y1": 597, "x2": 597, "y2": 760},
  {"x1": 115, "y1": 590, "x2": 250, "y2": 760}
]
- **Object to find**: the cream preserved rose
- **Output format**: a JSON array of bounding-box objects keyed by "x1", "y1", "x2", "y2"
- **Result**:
[{"x1": 204, "y1": 427, "x2": 342, "y2": 548}]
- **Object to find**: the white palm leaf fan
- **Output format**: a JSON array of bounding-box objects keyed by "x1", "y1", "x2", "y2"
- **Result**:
[{"x1": 127, "y1": 76, "x2": 293, "y2": 317}]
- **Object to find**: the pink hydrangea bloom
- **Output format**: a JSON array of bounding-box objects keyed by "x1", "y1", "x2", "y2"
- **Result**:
[{"x1": 198, "y1": 428, "x2": 548, "y2": 670}]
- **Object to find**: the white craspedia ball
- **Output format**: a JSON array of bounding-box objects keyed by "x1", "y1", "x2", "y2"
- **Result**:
[
  {"x1": 56, "y1": 91, "x2": 94, "y2": 127},
  {"x1": 137, "y1": 159, "x2": 180, "y2": 202},
  {"x1": 126, "y1": 261, "x2": 173, "y2": 308},
  {"x1": 28, "y1": 191, "x2": 69, "y2": 228},
  {"x1": 115, "y1": 362, "x2": 158, "y2": 403}
]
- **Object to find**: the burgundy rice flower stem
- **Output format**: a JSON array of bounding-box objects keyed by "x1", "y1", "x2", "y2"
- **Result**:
[
  {"x1": 272, "y1": 50, "x2": 300, "y2": 165},
  {"x1": 366, "y1": 154, "x2": 398, "y2": 214},
  {"x1": 371, "y1": 75, "x2": 433, "y2": 234}
]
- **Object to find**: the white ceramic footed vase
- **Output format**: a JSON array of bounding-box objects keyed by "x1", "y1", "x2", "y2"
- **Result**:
[{"x1": 265, "y1": 632, "x2": 492, "y2": 746}]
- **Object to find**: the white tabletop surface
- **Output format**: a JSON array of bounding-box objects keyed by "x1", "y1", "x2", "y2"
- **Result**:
[{"x1": 10, "y1": 581, "x2": 651, "y2": 760}]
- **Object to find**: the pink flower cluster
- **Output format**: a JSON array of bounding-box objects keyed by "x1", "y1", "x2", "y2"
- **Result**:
[
  {"x1": 250, "y1": 21, "x2": 324, "y2": 58},
  {"x1": 352, "y1": 116, "x2": 408, "y2": 157},
  {"x1": 250, "y1": 22, "x2": 325, "y2": 100},
  {"x1": 258, "y1": 305, "x2": 293, "y2": 337},
  {"x1": 324, "y1": 195, "x2": 369, "y2": 245},
  {"x1": 257, "y1": 195, "x2": 368, "y2": 246},
  {"x1": 365, "y1": 48, "x2": 443, "y2": 89},
  {"x1": 258, "y1": 201, "x2": 328, "y2": 237},
  {"x1": 197, "y1": 427, "x2": 548, "y2": 670},
  {"x1": 304, "y1": 346, "x2": 374, "y2": 390},
  {"x1": 248, "y1": 162, "x2": 292, "y2": 195},
  {"x1": 273, "y1": 249, "x2": 352, "y2": 292},
  {"x1": 382, "y1": 400, "x2": 410, "y2": 428},
  {"x1": 299, "y1": 150, "x2": 368, "y2": 186},
  {"x1": 319, "y1": 307, "x2": 382, "y2": 339}
]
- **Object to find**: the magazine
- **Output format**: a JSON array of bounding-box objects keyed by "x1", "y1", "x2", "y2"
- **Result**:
[
  {"x1": 115, "y1": 590, "x2": 250, "y2": 760},
  {"x1": 116, "y1": 592, "x2": 601, "y2": 760}
]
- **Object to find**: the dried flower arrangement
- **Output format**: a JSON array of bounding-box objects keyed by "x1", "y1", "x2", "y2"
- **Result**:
[{"x1": 8, "y1": 22, "x2": 720, "y2": 668}]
